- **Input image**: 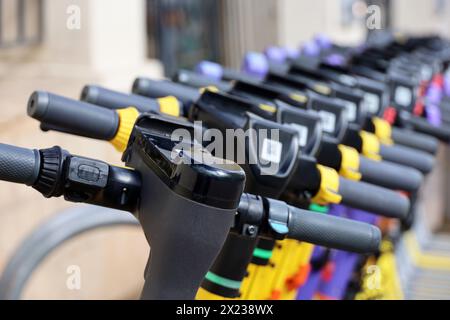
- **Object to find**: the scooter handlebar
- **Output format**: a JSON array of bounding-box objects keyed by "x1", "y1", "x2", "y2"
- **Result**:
[
  {"x1": 288, "y1": 205, "x2": 381, "y2": 254},
  {"x1": 399, "y1": 111, "x2": 450, "y2": 143},
  {"x1": 359, "y1": 156, "x2": 423, "y2": 192},
  {"x1": 391, "y1": 127, "x2": 439, "y2": 155},
  {"x1": 81, "y1": 85, "x2": 160, "y2": 114},
  {"x1": 0, "y1": 143, "x2": 40, "y2": 185},
  {"x1": 338, "y1": 177, "x2": 410, "y2": 220},
  {"x1": 132, "y1": 78, "x2": 200, "y2": 107},
  {"x1": 27, "y1": 91, "x2": 119, "y2": 141},
  {"x1": 0, "y1": 142, "x2": 382, "y2": 257},
  {"x1": 173, "y1": 69, "x2": 232, "y2": 91},
  {"x1": 379, "y1": 143, "x2": 435, "y2": 174}
]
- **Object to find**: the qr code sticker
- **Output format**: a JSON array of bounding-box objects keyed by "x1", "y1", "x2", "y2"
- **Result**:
[
  {"x1": 395, "y1": 86, "x2": 412, "y2": 107},
  {"x1": 363, "y1": 93, "x2": 380, "y2": 114},
  {"x1": 289, "y1": 124, "x2": 309, "y2": 147},
  {"x1": 343, "y1": 101, "x2": 357, "y2": 121},
  {"x1": 318, "y1": 110, "x2": 336, "y2": 133},
  {"x1": 261, "y1": 138, "x2": 282, "y2": 164}
]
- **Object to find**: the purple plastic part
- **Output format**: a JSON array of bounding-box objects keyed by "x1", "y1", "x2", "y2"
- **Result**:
[
  {"x1": 195, "y1": 61, "x2": 223, "y2": 81},
  {"x1": 316, "y1": 250, "x2": 360, "y2": 300},
  {"x1": 283, "y1": 46, "x2": 301, "y2": 59},
  {"x1": 296, "y1": 246, "x2": 327, "y2": 300},
  {"x1": 325, "y1": 54, "x2": 346, "y2": 67},
  {"x1": 295, "y1": 205, "x2": 347, "y2": 300},
  {"x1": 314, "y1": 34, "x2": 333, "y2": 50},
  {"x1": 296, "y1": 269, "x2": 322, "y2": 300},
  {"x1": 445, "y1": 74, "x2": 450, "y2": 97},
  {"x1": 427, "y1": 84, "x2": 443, "y2": 105},
  {"x1": 426, "y1": 104, "x2": 442, "y2": 127},
  {"x1": 241, "y1": 52, "x2": 269, "y2": 79},
  {"x1": 310, "y1": 209, "x2": 377, "y2": 300},
  {"x1": 328, "y1": 204, "x2": 349, "y2": 218},
  {"x1": 296, "y1": 206, "x2": 375, "y2": 301},
  {"x1": 311, "y1": 245, "x2": 328, "y2": 260},
  {"x1": 348, "y1": 209, "x2": 378, "y2": 225},
  {"x1": 265, "y1": 46, "x2": 287, "y2": 64},
  {"x1": 302, "y1": 41, "x2": 321, "y2": 57}
]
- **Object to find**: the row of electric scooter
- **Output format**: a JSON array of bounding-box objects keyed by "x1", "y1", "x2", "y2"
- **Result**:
[{"x1": 0, "y1": 32, "x2": 449, "y2": 299}]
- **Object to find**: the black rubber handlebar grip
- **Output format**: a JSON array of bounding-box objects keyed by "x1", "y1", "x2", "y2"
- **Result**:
[
  {"x1": 0, "y1": 143, "x2": 40, "y2": 185},
  {"x1": 391, "y1": 127, "x2": 439, "y2": 155},
  {"x1": 401, "y1": 112, "x2": 450, "y2": 142},
  {"x1": 173, "y1": 69, "x2": 232, "y2": 91},
  {"x1": 221, "y1": 67, "x2": 257, "y2": 82},
  {"x1": 379, "y1": 143, "x2": 435, "y2": 174},
  {"x1": 287, "y1": 205, "x2": 381, "y2": 253},
  {"x1": 39, "y1": 123, "x2": 82, "y2": 136},
  {"x1": 359, "y1": 156, "x2": 423, "y2": 192},
  {"x1": 81, "y1": 85, "x2": 160, "y2": 114},
  {"x1": 338, "y1": 177, "x2": 410, "y2": 219},
  {"x1": 27, "y1": 91, "x2": 119, "y2": 141},
  {"x1": 132, "y1": 78, "x2": 200, "y2": 106}
]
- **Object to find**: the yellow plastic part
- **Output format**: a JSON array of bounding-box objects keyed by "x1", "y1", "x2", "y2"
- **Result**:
[
  {"x1": 245, "y1": 240, "x2": 286, "y2": 300},
  {"x1": 196, "y1": 287, "x2": 233, "y2": 300},
  {"x1": 372, "y1": 117, "x2": 393, "y2": 145},
  {"x1": 338, "y1": 145, "x2": 362, "y2": 181},
  {"x1": 281, "y1": 242, "x2": 314, "y2": 300},
  {"x1": 267, "y1": 240, "x2": 298, "y2": 300},
  {"x1": 157, "y1": 96, "x2": 181, "y2": 117},
  {"x1": 311, "y1": 165, "x2": 342, "y2": 205},
  {"x1": 259, "y1": 103, "x2": 277, "y2": 113},
  {"x1": 289, "y1": 93, "x2": 308, "y2": 104},
  {"x1": 394, "y1": 32, "x2": 407, "y2": 44},
  {"x1": 359, "y1": 131, "x2": 382, "y2": 161},
  {"x1": 313, "y1": 84, "x2": 331, "y2": 95},
  {"x1": 109, "y1": 107, "x2": 140, "y2": 152},
  {"x1": 356, "y1": 240, "x2": 404, "y2": 300},
  {"x1": 240, "y1": 264, "x2": 258, "y2": 300},
  {"x1": 239, "y1": 263, "x2": 257, "y2": 299},
  {"x1": 276, "y1": 243, "x2": 300, "y2": 300},
  {"x1": 199, "y1": 86, "x2": 219, "y2": 93},
  {"x1": 403, "y1": 232, "x2": 450, "y2": 270}
]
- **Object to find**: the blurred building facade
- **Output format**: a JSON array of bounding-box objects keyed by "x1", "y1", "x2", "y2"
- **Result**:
[{"x1": 0, "y1": 0, "x2": 156, "y2": 299}]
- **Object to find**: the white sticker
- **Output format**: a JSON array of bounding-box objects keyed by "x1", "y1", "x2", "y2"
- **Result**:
[
  {"x1": 261, "y1": 138, "x2": 282, "y2": 164},
  {"x1": 395, "y1": 86, "x2": 412, "y2": 107},
  {"x1": 318, "y1": 110, "x2": 336, "y2": 133},
  {"x1": 421, "y1": 66, "x2": 433, "y2": 82},
  {"x1": 339, "y1": 75, "x2": 357, "y2": 87},
  {"x1": 363, "y1": 93, "x2": 380, "y2": 114},
  {"x1": 289, "y1": 124, "x2": 309, "y2": 147},
  {"x1": 343, "y1": 101, "x2": 357, "y2": 121}
]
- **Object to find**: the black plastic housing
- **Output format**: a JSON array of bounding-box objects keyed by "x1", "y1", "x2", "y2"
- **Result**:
[{"x1": 123, "y1": 113, "x2": 246, "y2": 300}]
